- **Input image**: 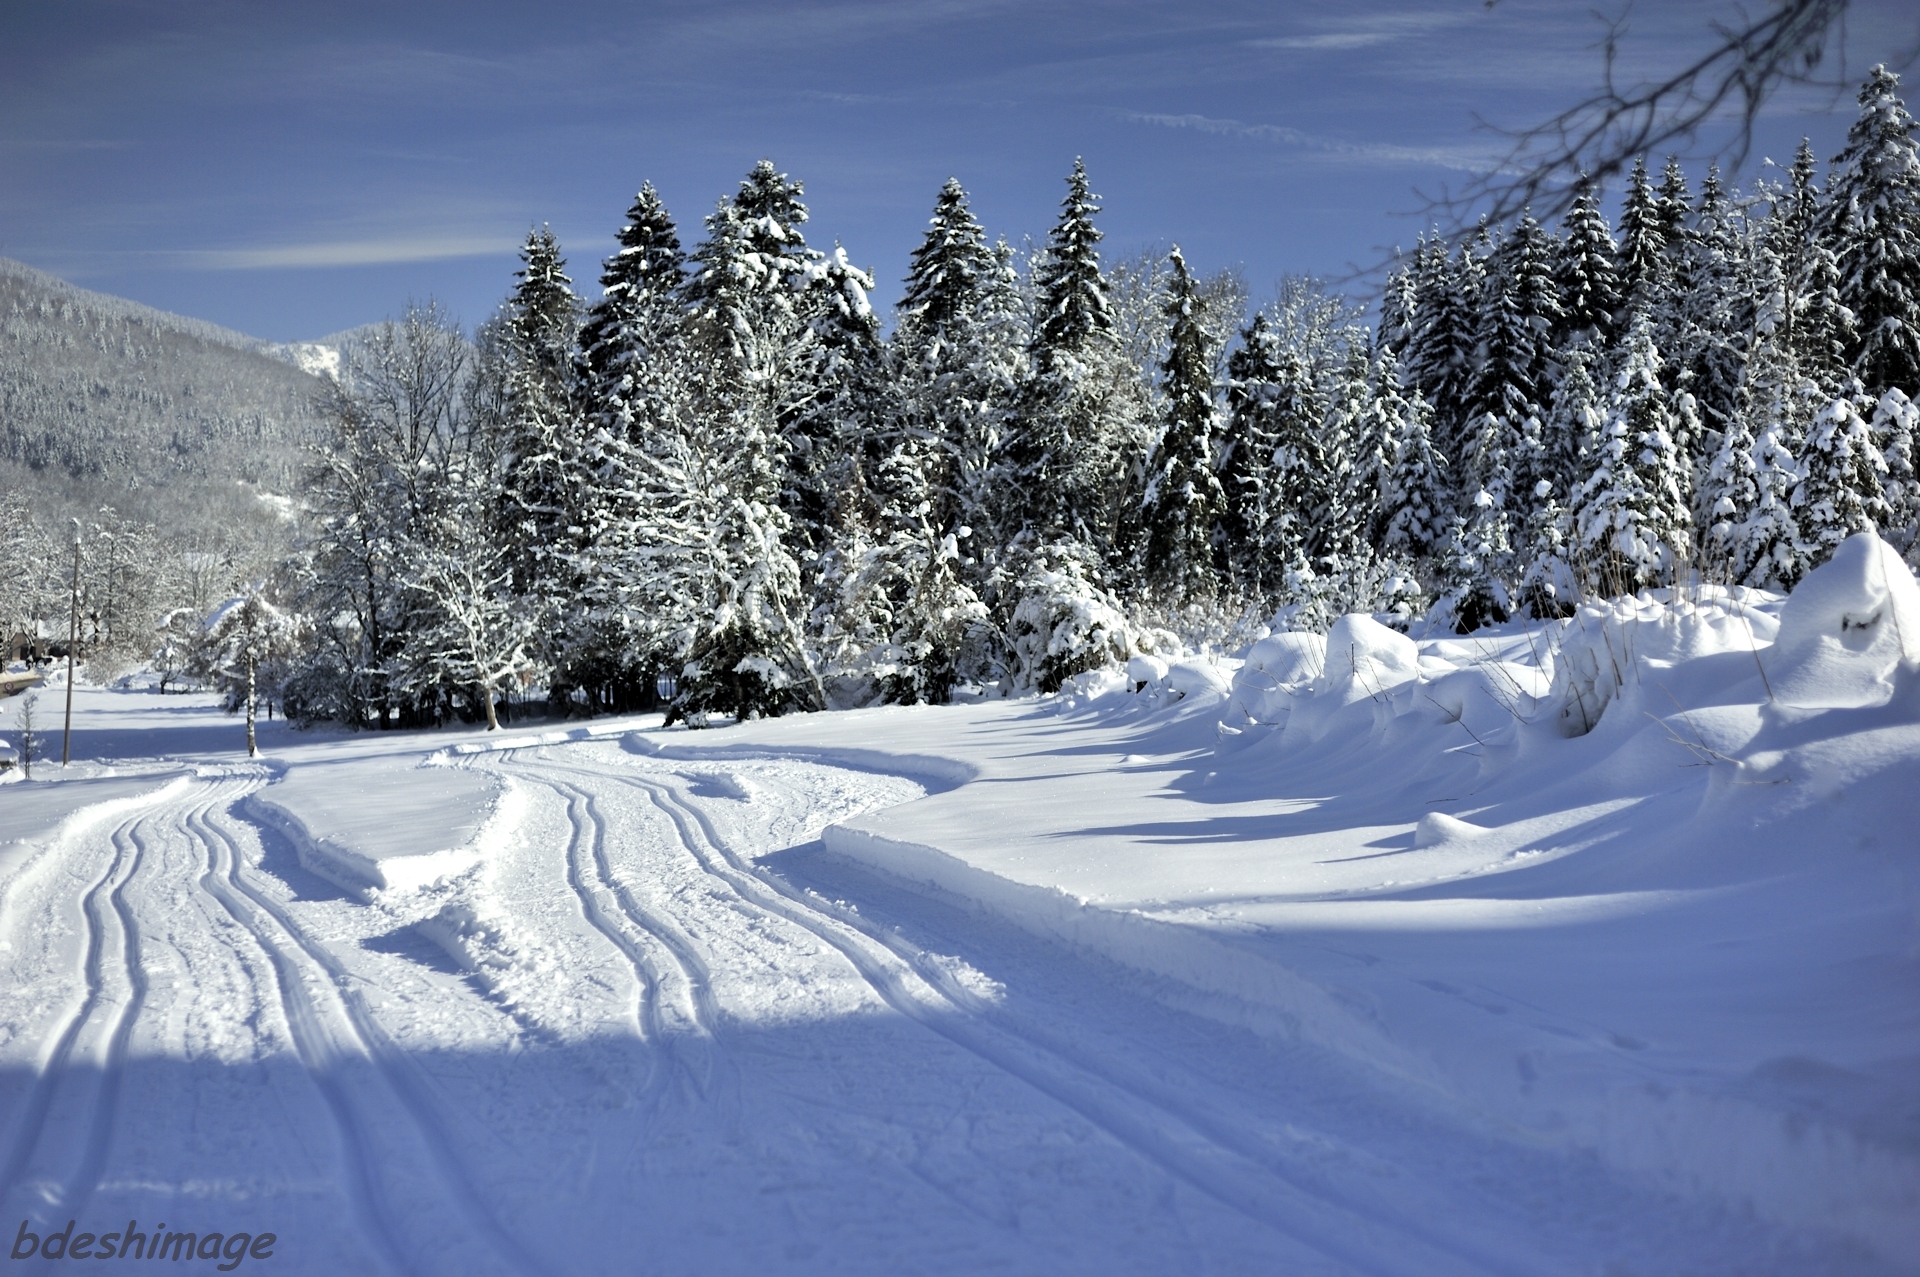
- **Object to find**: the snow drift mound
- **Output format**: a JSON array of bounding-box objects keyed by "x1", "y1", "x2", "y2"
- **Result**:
[
  {"x1": 1769, "y1": 530, "x2": 1920, "y2": 709},
  {"x1": 829, "y1": 531, "x2": 1920, "y2": 1261}
]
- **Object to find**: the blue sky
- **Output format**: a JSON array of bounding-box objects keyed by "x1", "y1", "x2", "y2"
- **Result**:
[{"x1": 3, "y1": 1, "x2": 1915, "y2": 341}]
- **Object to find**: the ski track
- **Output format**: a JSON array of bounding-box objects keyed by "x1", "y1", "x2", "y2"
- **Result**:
[
  {"x1": 514, "y1": 750, "x2": 1522, "y2": 1277},
  {"x1": 501, "y1": 760, "x2": 723, "y2": 1106},
  {"x1": 0, "y1": 810, "x2": 147, "y2": 1226},
  {"x1": 199, "y1": 785, "x2": 548, "y2": 1277},
  {"x1": 186, "y1": 790, "x2": 411, "y2": 1277},
  {"x1": 3, "y1": 741, "x2": 1881, "y2": 1275}
]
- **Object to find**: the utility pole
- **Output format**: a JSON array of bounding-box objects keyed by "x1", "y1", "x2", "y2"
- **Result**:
[{"x1": 62, "y1": 522, "x2": 79, "y2": 767}]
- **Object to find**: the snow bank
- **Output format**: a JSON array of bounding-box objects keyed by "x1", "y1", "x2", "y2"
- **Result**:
[
  {"x1": 814, "y1": 533, "x2": 1920, "y2": 1263},
  {"x1": 1769, "y1": 529, "x2": 1920, "y2": 708},
  {"x1": 245, "y1": 759, "x2": 517, "y2": 894}
]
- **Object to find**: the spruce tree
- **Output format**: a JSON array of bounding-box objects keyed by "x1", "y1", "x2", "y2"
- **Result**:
[
  {"x1": 1675, "y1": 166, "x2": 1750, "y2": 437},
  {"x1": 499, "y1": 227, "x2": 585, "y2": 603},
  {"x1": 1219, "y1": 312, "x2": 1285, "y2": 599},
  {"x1": 899, "y1": 178, "x2": 996, "y2": 345},
  {"x1": 1005, "y1": 159, "x2": 1127, "y2": 555},
  {"x1": 1794, "y1": 395, "x2": 1893, "y2": 564},
  {"x1": 1775, "y1": 139, "x2": 1854, "y2": 395},
  {"x1": 666, "y1": 163, "x2": 833, "y2": 720},
  {"x1": 1617, "y1": 157, "x2": 1669, "y2": 322},
  {"x1": 1555, "y1": 178, "x2": 1621, "y2": 350},
  {"x1": 1403, "y1": 235, "x2": 1477, "y2": 460},
  {"x1": 579, "y1": 183, "x2": 686, "y2": 445},
  {"x1": 1543, "y1": 344, "x2": 1605, "y2": 507},
  {"x1": 1377, "y1": 377, "x2": 1450, "y2": 560},
  {"x1": 1571, "y1": 314, "x2": 1692, "y2": 591},
  {"x1": 1141, "y1": 247, "x2": 1225, "y2": 598},
  {"x1": 1826, "y1": 65, "x2": 1920, "y2": 397},
  {"x1": 894, "y1": 177, "x2": 997, "y2": 534},
  {"x1": 1463, "y1": 216, "x2": 1554, "y2": 506}
]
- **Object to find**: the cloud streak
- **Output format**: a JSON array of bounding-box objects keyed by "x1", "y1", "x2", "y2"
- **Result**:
[{"x1": 1119, "y1": 111, "x2": 1499, "y2": 175}]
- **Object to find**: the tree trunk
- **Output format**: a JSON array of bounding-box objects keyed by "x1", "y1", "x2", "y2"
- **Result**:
[
  {"x1": 246, "y1": 652, "x2": 258, "y2": 758},
  {"x1": 480, "y1": 680, "x2": 499, "y2": 731}
]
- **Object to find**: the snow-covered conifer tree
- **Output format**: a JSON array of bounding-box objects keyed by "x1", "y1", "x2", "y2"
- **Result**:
[
  {"x1": 1571, "y1": 315, "x2": 1693, "y2": 591},
  {"x1": 1826, "y1": 66, "x2": 1920, "y2": 397},
  {"x1": 499, "y1": 227, "x2": 585, "y2": 601},
  {"x1": 1555, "y1": 178, "x2": 1621, "y2": 351},
  {"x1": 579, "y1": 184, "x2": 685, "y2": 447},
  {"x1": 1871, "y1": 388, "x2": 1918, "y2": 551},
  {"x1": 1403, "y1": 235, "x2": 1478, "y2": 461},
  {"x1": 1004, "y1": 159, "x2": 1134, "y2": 558},
  {"x1": 1543, "y1": 345, "x2": 1605, "y2": 508},
  {"x1": 1618, "y1": 158, "x2": 1670, "y2": 324},
  {"x1": 1794, "y1": 394, "x2": 1893, "y2": 563},
  {"x1": 1435, "y1": 493, "x2": 1512, "y2": 631},
  {"x1": 1376, "y1": 372, "x2": 1449, "y2": 560},
  {"x1": 661, "y1": 162, "x2": 834, "y2": 721},
  {"x1": 1141, "y1": 247, "x2": 1226, "y2": 598},
  {"x1": 1463, "y1": 215, "x2": 1554, "y2": 506}
]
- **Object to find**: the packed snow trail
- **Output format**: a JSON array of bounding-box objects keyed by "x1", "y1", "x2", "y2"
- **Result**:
[{"x1": 0, "y1": 730, "x2": 1901, "y2": 1274}]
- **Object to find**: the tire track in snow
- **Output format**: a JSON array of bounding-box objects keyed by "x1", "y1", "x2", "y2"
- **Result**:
[
  {"x1": 560, "y1": 754, "x2": 1525, "y2": 1277},
  {"x1": 0, "y1": 808, "x2": 147, "y2": 1222},
  {"x1": 202, "y1": 791, "x2": 549, "y2": 1277},
  {"x1": 503, "y1": 762, "x2": 718, "y2": 1103},
  {"x1": 185, "y1": 793, "x2": 411, "y2": 1277}
]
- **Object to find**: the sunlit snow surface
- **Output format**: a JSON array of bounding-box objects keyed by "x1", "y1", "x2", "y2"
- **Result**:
[{"x1": 2, "y1": 534, "x2": 1916, "y2": 1275}]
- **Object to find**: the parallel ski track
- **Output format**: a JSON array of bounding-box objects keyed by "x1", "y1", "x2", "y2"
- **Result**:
[
  {"x1": 499, "y1": 762, "x2": 722, "y2": 1104},
  {"x1": 0, "y1": 808, "x2": 149, "y2": 1223},
  {"x1": 199, "y1": 788, "x2": 551, "y2": 1277},
  {"x1": 529, "y1": 751, "x2": 1535, "y2": 1277},
  {"x1": 184, "y1": 789, "x2": 411, "y2": 1277}
]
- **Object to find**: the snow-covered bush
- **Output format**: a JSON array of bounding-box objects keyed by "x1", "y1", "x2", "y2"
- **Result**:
[{"x1": 1007, "y1": 542, "x2": 1136, "y2": 693}]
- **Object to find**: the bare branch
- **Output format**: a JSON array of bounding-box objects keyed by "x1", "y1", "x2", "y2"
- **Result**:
[{"x1": 1433, "y1": 0, "x2": 1861, "y2": 234}]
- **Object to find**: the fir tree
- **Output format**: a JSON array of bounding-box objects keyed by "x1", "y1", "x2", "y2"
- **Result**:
[
  {"x1": 666, "y1": 162, "x2": 833, "y2": 720},
  {"x1": 1005, "y1": 159, "x2": 1130, "y2": 555},
  {"x1": 1775, "y1": 139, "x2": 1854, "y2": 395},
  {"x1": 1463, "y1": 216, "x2": 1554, "y2": 506},
  {"x1": 893, "y1": 178, "x2": 997, "y2": 534},
  {"x1": 1403, "y1": 235, "x2": 1478, "y2": 459},
  {"x1": 1219, "y1": 312, "x2": 1285, "y2": 598},
  {"x1": 1555, "y1": 178, "x2": 1621, "y2": 350},
  {"x1": 1794, "y1": 394, "x2": 1893, "y2": 563},
  {"x1": 899, "y1": 178, "x2": 996, "y2": 344},
  {"x1": 1871, "y1": 388, "x2": 1918, "y2": 551},
  {"x1": 1376, "y1": 376, "x2": 1450, "y2": 560},
  {"x1": 1617, "y1": 157, "x2": 1669, "y2": 322},
  {"x1": 499, "y1": 227, "x2": 585, "y2": 600},
  {"x1": 1141, "y1": 247, "x2": 1225, "y2": 597},
  {"x1": 579, "y1": 184, "x2": 685, "y2": 438},
  {"x1": 1674, "y1": 166, "x2": 1750, "y2": 436},
  {"x1": 1543, "y1": 344, "x2": 1605, "y2": 506},
  {"x1": 1436, "y1": 493, "x2": 1512, "y2": 632},
  {"x1": 1826, "y1": 65, "x2": 1920, "y2": 397},
  {"x1": 1032, "y1": 159, "x2": 1114, "y2": 357},
  {"x1": 1572, "y1": 315, "x2": 1692, "y2": 591}
]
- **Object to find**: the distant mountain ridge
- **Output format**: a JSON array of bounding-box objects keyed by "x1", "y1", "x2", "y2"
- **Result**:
[{"x1": 0, "y1": 256, "x2": 341, "y2": 527}]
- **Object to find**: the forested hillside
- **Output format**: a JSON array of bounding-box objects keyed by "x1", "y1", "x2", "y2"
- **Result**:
[
  {"x1": 0, "y1": 259, "x2": 333, "y2": 671},
  {"x1": 0, "y1": 257, "x2": 328, "y2": 506}
]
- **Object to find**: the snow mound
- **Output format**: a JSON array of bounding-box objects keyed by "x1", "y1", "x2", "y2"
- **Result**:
[
  {"x1": 247, "y1": 761, "x2": 517, "y2": 894},
  {"x1": 1769, "y1": 530, "x2": 1920, "y2": 709}
]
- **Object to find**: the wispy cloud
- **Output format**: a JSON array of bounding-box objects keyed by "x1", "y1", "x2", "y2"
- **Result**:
[
  {"x1": 1119, "y1": 111, "x2": 1499, "y2": 174},
  {"x1": 171, "y1": 235, "x2": 515, "y2": 270},
  {"x1": 0, "y1": 138, "x2": 132, "y2": 152},
  {"x1": 1245, "y1": 12, "x2": 1472, "y2": 53}
]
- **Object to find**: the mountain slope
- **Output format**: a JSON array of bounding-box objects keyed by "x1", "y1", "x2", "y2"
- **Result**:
[{"x1": 0, "y1": 257, "x2": 330, "y2": 501}]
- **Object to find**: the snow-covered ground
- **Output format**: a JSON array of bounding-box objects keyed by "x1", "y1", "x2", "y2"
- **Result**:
[{"x1": 2, "y1": 533, "x2": 1917, "y2": 1275}]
